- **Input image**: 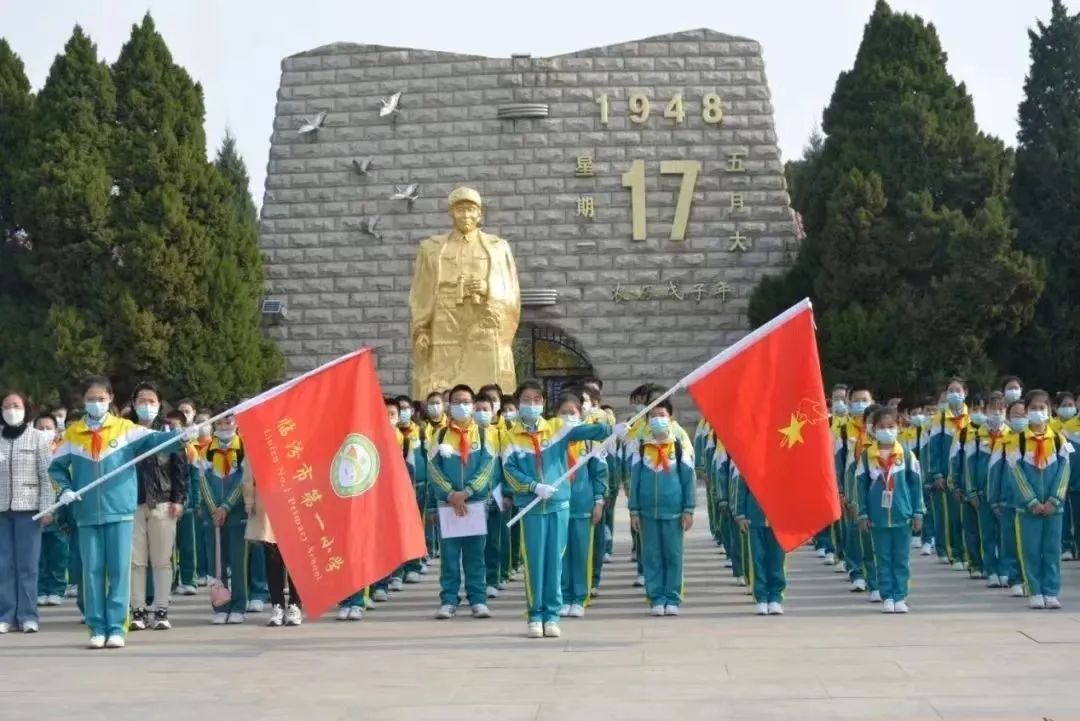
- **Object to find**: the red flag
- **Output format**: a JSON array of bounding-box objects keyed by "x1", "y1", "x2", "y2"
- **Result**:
[
  {"x1": 235, "y1": 349, "x2": 425, "y2": 619},
  {"x1": 685, "y1": 299, "x2": 839, "y2": 551}
]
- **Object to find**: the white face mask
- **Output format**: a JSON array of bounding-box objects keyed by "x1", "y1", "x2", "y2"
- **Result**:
[{"x1": 2, "y1": 408, "x2": 25, "y2": 426}]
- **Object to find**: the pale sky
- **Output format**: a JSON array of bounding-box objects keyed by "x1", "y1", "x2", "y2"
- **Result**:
[{"x1": 1, "y1": 0, "x2": 1073, "y2": 204}]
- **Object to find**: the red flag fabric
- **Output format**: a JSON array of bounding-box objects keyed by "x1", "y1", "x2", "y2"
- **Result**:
[
  {"x1": 685, "y1": 299, "x2": 839, "y2": 551},
  {"x1": 234, "y1": 349, "x2": 426, "y2": 619}
]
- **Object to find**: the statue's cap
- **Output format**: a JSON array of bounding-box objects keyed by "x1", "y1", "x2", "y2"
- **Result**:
[{"x1": 448, "y1": 186, "x2": 482, "y2": 208}]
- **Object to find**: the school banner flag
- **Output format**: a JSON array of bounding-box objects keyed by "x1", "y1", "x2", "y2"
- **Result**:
[
  {"x1": 234, "y1": 349, "x2": 426, "y2": 619},
  {"x1": 685, "y1": 299, "x2": 839, "y2": 552}
]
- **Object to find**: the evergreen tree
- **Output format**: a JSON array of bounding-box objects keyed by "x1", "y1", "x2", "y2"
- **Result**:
[
  {"x1": 1006, "y1": 0, "x2": 1080, "y2": 389},
  {"x1": 749, "y1": 0, "x2": 1040, "y2": 396},
  {"x1": 0, "y1": 39, "x2": 31, "y2": 243},
  {"x1": 5, "y1": 27, "x2": 117, "y2": 398}
]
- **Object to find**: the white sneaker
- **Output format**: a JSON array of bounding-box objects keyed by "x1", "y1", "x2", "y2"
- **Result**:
[
  {"x1": 65, "y1": 585, "x2": 78, "y2": 598},
  {"x1": 336, "y1": 607, "x2": 351, "y2": 621},
  {"x1": 526, "y1": 621, "x2": 543, "y2": 638},
  {"x1": 754, "y1": 602, "x2": 768, "y2": 616},
  {"x1": 226, "y1": 613, "x2": 246, "y2": 624},
  {"x1": 633, "y1": 575, "x2": 645, "y2": 587},
  {"x1": 824, "y1": 552, "x2": 836, "y2": 565},
  {"x1": 496, "y1": 581, "x2": 506, "y2": 590},
  {"x1": 850, "y1": 578, "x2": 867, "y2": 592},
  {"x1": 365, "y1": 596, "x2": 376, "y2": 610},
  {"x1": 105, "y1": 635, "x2": 125, "y2": 649},
  {"x1": 373, "y1": 589, "x2": 389, "y2": 602},
  {"x1": 767, "y1": 602, "x2": 784, "y2": 615},
  {"x1": 568, "y1": 604, "x2": 585, "y2": 618},
  {"x1": 435, "y1": 604, "x2": 456, "y2": 620},
  {"x1": 177, "y1": 585, "x2": 198, "y2": 596},
  {"x1": 1063, "y1": 551, "x2": 1075, "y2": 561},
  {"x1": 418, "y1": 564, "x2": 429, "y2": 575},
  {"x1": 389, "y1": 577, "x2": 404, "y2": 592},
  {"x1": 894, "y1": 600, "x2": 910, "y2": 613},
  {"x1": 834, "y1": 561, "x2": 847, "y2": 573},
  {"x1": 1045, "y1": 596, "x2": 1062, "y2": 609},
  {"x1": 590, "y1": 587, "x2": 600, "y2": 597},
  {"x1": 911, "y1": 536, "x2": 922, "y2": 548},
  {"x1": 724, "y1": 560, "x2": 733, "y2": 569},
  {"x1": 88, "y1": 635, "x2": 105, "y2": 649},
  {"x1": 1030, "y1": 595, "x2": 1046, "y2": 609},
  {"x1": 558, "y1": 605, "x2": 570, "y2": 617},
  {"x1": 404, "y1": 571, "x2": 421, "y2": 584},
  {"x1": 603, "y1": 552, "x2": 612, "y2": 563},
  {"x1": 1010, "y1": 584, "x2": 1026, "y2": 598},
  {"x1": 46, "y1": 594, "x2": 63, "y2": 606},
  {"x1": 663, "y1": 604, "x2": 680, "y2": 617},
  {"x1": 486, "y1": 586, "x2": 500, "y2": 599},
  {"x1": 285, "y1": 604, "x2": 303, "y2": 626},
  {"x1": 920, "y1": 543, "x2": 933, "y2": 556},
  {"x1": 21, "y1": 620, "x2": 39, "y2": 633},
  {"x1": 211, "y1": 612, "x2": 228, "y2": 625},
  {"x1": 650, "y1": 605, "x2": 665, "y2": 617},
  {"x1": 0, "y1": 622, "x2": 9, "y2": 634},
  {"x1": 347, "y1": 606, "x2": 364, "y2": 621},
  {"x1": 882, "y1": 599, "x2": 896, "y2": 614},
  {"x1": 869, "y1": 590, "x2": 882, "y2": 603},
  {"x1": 471, "y1": 604, "x2": 492, "y2": 619},
  {"x1": 816, "y1": 548, "x2": 827, "y2": 559},
  {"x1": 986, "y1": 575, "x2": 1001, "y2": 588},
  {"x1": 37, "y1": 595, "x2": 48, "y2": 607},
  {"x1": 736, "y1": 576, "x2": 748, "y2": 587},
  {"x1": 542, "y1": 622, "x2": 561, "y2": 638},
  {"x1": 267, "y1": 605, "x2": 285, "y2": 627},
  {"x1": 247, "y1": 599, "x2": 264, "y2": 613},
  {"x1": 951, "y1": 561, "x2": 966, "y2": 571}
]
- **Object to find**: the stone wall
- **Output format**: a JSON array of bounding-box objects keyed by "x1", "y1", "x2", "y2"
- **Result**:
[{"x1": 259, "y1": 28, "x2": 797, "y2": 411}]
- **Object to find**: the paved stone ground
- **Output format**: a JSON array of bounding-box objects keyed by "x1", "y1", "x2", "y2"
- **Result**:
[{"x1": 3, "y1": 502, "x2": 1079, "y2": 721}]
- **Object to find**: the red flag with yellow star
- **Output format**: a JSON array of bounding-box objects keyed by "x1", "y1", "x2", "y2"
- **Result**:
[{"x1": 685, "y1": 299, "x2": 839, "y2": 551}]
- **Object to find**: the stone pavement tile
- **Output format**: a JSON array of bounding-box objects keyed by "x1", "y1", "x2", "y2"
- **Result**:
[
  {"x1": 555, "y1": 661, "x2": 731, "y2": 684},
  {"x1": 928, "y1": 695, "x2": 1080, "y2": 720},
  {"x1": 823, "y1": 677, "x2": 1067, "y2": 699},
  {"x1": 725, "y1": 698, "x2": 943, "y2": 721}
]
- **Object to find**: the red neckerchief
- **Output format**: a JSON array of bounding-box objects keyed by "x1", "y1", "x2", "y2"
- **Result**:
[
  {"x1": 452, "y1": 423, "x2": 471, "y2": 465},
  {"x1": 1032, "y1": 433, "x2": 1051, "y2": 469},
  {"x1": 527, "y1": 430, "x2": 544, "y2": 481},
  {"x1": 877, "y1": 450, "x2": 896, "y2": 491},
  {"x1": 567, "y1": 444, "x2": 578, "y2": 483},
  {"x1": 655, "y1": 442, "x2": 671, "y2": 472},
  {"x1": 853, "y1": 422, "x2": 867, "y2": 459},
  {"x1": 988, "y1": 430, "x2": 1003, "y2": 454},
  {"x1": 948, "y1": 413, "x2": 968, "y2": 434}
]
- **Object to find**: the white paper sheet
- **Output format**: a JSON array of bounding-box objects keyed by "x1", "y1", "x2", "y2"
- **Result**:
[
  {"x1": 437, "y1": 501, "x2": 488, "y2": 539},
  {"x1": 492, "y1": 485, "x2": 505, "y2": 510}
]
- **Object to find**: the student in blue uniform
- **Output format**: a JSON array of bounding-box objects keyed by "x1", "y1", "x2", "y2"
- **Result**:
[
  {"x1": 856, "y1": 406, "x2": 924, "y2": 613},
  {"x1": 629, "y1": 396, "x2": 694, "y2": 617},
  {"x1": 992, "y1": 400, "x2": 1028, "y2": 597},
  {"x1": 1005, "y1": 390, "x2": 1072, "y2": 609},
  {"x1": 820, "y1": 384, "x2": 849, "y2": 563},
  {"x1": 1053, "y1": 392, "x2": 1080, "y2": 560},
  {"x1": 736, "y1": 470, "x2": 786, "y2": 616},
  {"x1": 927, "y1": 379, "x2": 971, "y2": 570},
  {"x1": 556, "y1": 394, "x2": 607, "y2": 618},
  {"x1": 429, "y1": 385, "x2": 498, "y2": 620},
  {"x1": 49, "y1": 376, "x2": 186, "y2": 649},
  {"x1": 956, "y1": 393, "x2": 987, "y2": 579},
  {"x1": 966, "y1": 392, "x2": 1009, "y2": 588},
  {"x1": 501, "y1": 380, "x2": 613, "y2": 639}
]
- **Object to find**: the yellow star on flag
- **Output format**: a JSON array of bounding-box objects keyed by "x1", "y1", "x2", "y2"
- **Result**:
[{"x1": 778, "y1": 414, "x2": 806, "y2": 449}]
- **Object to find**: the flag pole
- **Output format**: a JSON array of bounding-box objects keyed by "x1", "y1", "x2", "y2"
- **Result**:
[
  {"x1": 34, "y1": 348, "x2": 373, "y2": 521},
  {"x1": 505, "y1": 298, "x2": 814, "y2": 528}
]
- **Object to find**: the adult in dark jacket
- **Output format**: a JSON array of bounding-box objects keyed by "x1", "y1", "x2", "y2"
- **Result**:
[{"x1": 126, "y1": 383, "x2": 187, "y2": 631}]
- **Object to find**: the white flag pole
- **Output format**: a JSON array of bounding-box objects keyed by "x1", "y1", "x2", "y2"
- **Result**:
[
  {"x1": 505, "y1": 298, "x2": 813, "y2": 528},
  {"x1": 34, "y1": 348, "x2": 372, "y2": 521}
]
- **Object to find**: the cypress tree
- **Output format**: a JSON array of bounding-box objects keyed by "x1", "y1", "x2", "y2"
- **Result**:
[
  {"x1": 1006, "y1": 0, "x2": 1080, "y2": 389},
  {"x1": 749, "y1": 0, "x2": 1040, "y2": 395}
]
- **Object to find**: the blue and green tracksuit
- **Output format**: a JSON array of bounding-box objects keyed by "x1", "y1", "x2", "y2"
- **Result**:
[
  {"x1": 1005, "y1": 430, "x2": 1072, "y2": 598},
  {"x1": 817, "y1": 415, "x2": 849, "y2": 556},
  {"x1": 987, "y1": 430, "x2": 1019, "y2": 586},
  {"x1": 429, "y1": 421, "x2": 498, "y2": 608},
  {"x1": 1059, "y1": 419, "x2": 1080, "y2": 557},
  {"x1": 630, "y1": 433, "x2": 695, "y2": 608},
  {"x1": 421, "y1": 417, "x2": 450, "y2": 558},
  {"x1": 965, "y1": 427, "x2": 1009, "y2": 580},
  {"x1": 48, "y1": 415, "x2": 180, "y2": 638},
  {"x1": 502, "y1": 416, "x2": 609, "y2": 623},
  {"x1": 694, "y1": 420, "x2": 721, "y2": 545},
  {"x1": 949, "y1": 422, "x2": 983, "y2": 573},
  {"x1": 926, "y1": 407, "x2": 970, "y2": 563},
  {"x1": 175, "y1": 442, "x2": 206, "y2": 587},
  {"x1": 735, "y1": 476, "x2": 786, "y2": 604},
  {"x1": 856, "y1": 442, "x2": 924, "y2": 603},
  {"x1": 562, "y1": 439, "x2": 607, "y2": 607},
  {"x1": 38, "y1": 475, "x2": 70, "y2": 598},
  {"x1": 840, "y1": 420, "x2": 875, "y2": 587},
  {"x1": 399, "y1": 422, "x2": 428, "y2": 576},
  {"x1": 713, "y1": 440, "x2": 745, "y2": 580},
  {"x1": 193, "y1": 436, "x2": 249, "y2": 614}
]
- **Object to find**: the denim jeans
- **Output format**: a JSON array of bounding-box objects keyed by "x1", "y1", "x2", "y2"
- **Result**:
[{"x1": 0, "y1": 511, "x2": 43, "y2": 626}]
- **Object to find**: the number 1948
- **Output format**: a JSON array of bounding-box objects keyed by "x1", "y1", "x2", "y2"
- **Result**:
[{"x1": 595, "y1": 92, "x2": 724, "y2": 126}]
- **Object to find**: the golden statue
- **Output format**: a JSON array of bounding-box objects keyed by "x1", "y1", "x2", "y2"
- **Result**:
[{"x1": 409, "y1": 187, "x2": 521, "y2": 398}]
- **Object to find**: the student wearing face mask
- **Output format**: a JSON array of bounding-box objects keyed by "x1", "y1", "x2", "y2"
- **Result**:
[
  {"x1": 1002, "y1": 376, "x2": 1024, "y2": 406},
  {"x1": 125, "y1": 383, "x2": 187, "y2": 632},
  {"x1": 193, "y1": 414, "x2": 250, "y2": 625},
  {"x1": 34, "y1": 413, "x2": 69, "y2": 608},
  {"x1": 49, "y1": 376, "x2": 186, "y2": 649},
  {"x1": 0, "y1": 392, "x2": 56, "y2": 634},
  {"x1": 712, "y1": 433, "x2": 746, "y2": 587},
  {"x1": 962, "y1": 391, "x2": 1009, "y2": 588},
  {"x1": 1003, "y1": 390, "x2": 1072, "y2": 609},
  {"x1": 820, "y1": 384, "x2": 850, "y2": 566},
  {"x1": 911, "y1": 396, "x2": 937, "y2": 555},
  {"x1": 855, "y1": 406, "x2": 924, "y2": 613},
  {"x1": 498, "y1": 394, "x2": 522, "y2": 581},
  {"x1": 630, "y1": 398, "x2": 693, "y2": 616},
  {"x1": 394, "y1": 395, "x2": 429, "y2": 583},
  {"x1": 163, "y1": 409, "x2": 201, "y2": 596},
  {"x1": 555, "y1": 395, "x2": 607, "y2": 618},
  {"x1": 992, "y1": 401, "x2": 1028, "y2": 597},
  {"x1": 954, "y1": 393, "x2": 988, "y2": 580},
  {"x1": 839, "y1": 387, "x2": 874, "y2": 595},
  {"x1": 422, "y1": 391, "x2": 449, "y2": 561},
  {"x1": 616, "y1": 385, "x2": 650, "y2": 582},
  {"x1": 475, "y1": 396, "x2": 508, "y2": 599},
  {"x1": 502, "y1": 380, "x2": 615, "y2": 638},
  {"x1": 1054, "y1": 392, "x2": 1080, "y2": 561},
  {"x1": 928, "y1": 378, "x2": 970, "y2": 571},
  {"x1": 845, "y1": 402, "x2": 881, "y2": 602},
  {"x1": 428, "y1": 385, "x2": 497, "y2": 620}
]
